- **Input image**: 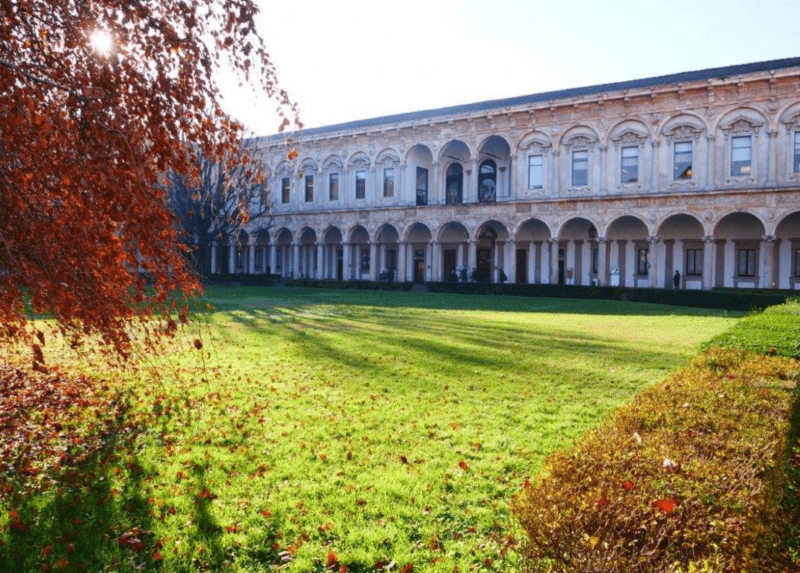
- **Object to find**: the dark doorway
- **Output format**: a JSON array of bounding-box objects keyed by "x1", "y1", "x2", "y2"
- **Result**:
[
  {"x1": 414, "y1": 259, "x2": 426, "y2": 282},
  {"x1": 558, "y1": 248, "x2": 565, "y2": 285},
  {"x1": 477, "y1": 248, "x2": 491, "y2": 282},
  {"x1": 516, "y1": 248, "x2": 527, "y2": 283},
  {"x1": 337, "y1": 249, "x2": 343, "y2": 280},
  {"x1": 443, "y1": 249, "x2": 457, "y2": 280}
]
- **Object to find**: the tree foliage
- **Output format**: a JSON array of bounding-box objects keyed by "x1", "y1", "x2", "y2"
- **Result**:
[
  {"x1": 0, "y1": 0, "x2": 297, "y2": 357},
  {"x1": 167, "y1": 138, "x2": 271, "y2": 276}
]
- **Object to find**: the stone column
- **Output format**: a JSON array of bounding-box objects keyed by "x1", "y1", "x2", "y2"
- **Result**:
[
  {"x1": 457, "y1": 243, "x2": 464, "y2": 267},
  {"x1": 617, "y1": 240, "x2": 627, "y2": 287},
  {"x1": 430, "y1": 161, "x2": 440, "y2": 204},
  {"x1": 650, "y1": 140, "x2": 661, "y2": 191},
  {"x1": 714, "y1": 239, "x2": 726, "y2": 288},
  {"x1": 380, "y1": 243, "x2": 387, "y2": 274},
  {"x1": 706, "y1": 134, "x2": 716, "y2": 190},
  {"x1": 573, "y1": 239, "x2": 583, "y2": 285},
  {"x1": 767, "y1": 130, "x2": 778, "y2": 187},
  {"x1": 468, "y1": 239, "x2": 477, "y2": 275},
  {"x1": 506, "y1": 239, "x2": 517, "y2": 283},
  {"x1": 248, "y1": 237, "x2": 257, "y2": 274},
  {"x1": 398, "y1": 240, "x2": 407, "y2": 282},
  {"x1": 466, "y1": 159, "x2": 478, "y2": 204},
  {"x1": 549, "y1": 238, "x2": 559, "y2": 284},
  {"x1": 425, "y1": 242, "x2": 432, "y2": 282},
  {"x1": 494, "y1": 242, "x2": 502, "y2": 282},
  {"x1": 228, "y1": 241, "x2": 236, "y2": 274},
  {"x1": 648, "y1": 235, "x2": 660, "y2": 288},
  {"x1": 598, "y1": 145, "x2": 607, "y2": 194},
  {"x1": 210, "y1": 241, "x2": 218, "y2": 274},
  {"x1": 342, "y1": 242, "x2": 351, "y2": 281},
  {"x1": 550, "y1": 150, "x2": 560, "y2": 195},
  {"x1": 316, "y1": 242, "x2": 324, "y2": 280},
  {"x1": 701, "y1": 236, "x2": 714, "y2": 290},
  {"x1": 597, "y1": 237, "x2": 608, "y2": 286},
  {"x1": 762, "y1": 235, "x2": 777, "y2": 289},
  {"x1": 268, "y1": 243, "x2": 276, "y2": 276},
  {"x1": 369, "y1": 241, "x2": 378, "y2": 282},
  {"x1": 292, "y1": 242, "x2": 300, "y2": 279},
  {"x1": 430, "y1": 240, "x2": 440, "y2": 281},
  {"x1": 355, "y1": 244, "x2": 362, "y2": 280}
]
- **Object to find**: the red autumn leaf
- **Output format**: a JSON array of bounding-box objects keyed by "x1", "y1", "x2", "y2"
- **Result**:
[
  {"x1": 327, "y1": 550, "x2": 339, "y2": 567},
  {"x1": 193, "y1": 338, "x2": 203, "y2": 350},
  {"x1": 41, "y1": 565, "x2": 50, "y2": 573},
  {"x1": 168, "y1": 506, "x2": 176, "y2": 515},
  {"x1": 287, "y1": 148, "x2": 299, "y2": 160},
  {"x1": 458, "y1": 460, "x2": 468, "y2": 471},
  {"x1": 261, "y1": 509, "x2": 271, "y2": 517},
  {"x1": 399, "y1": 455, "x2": 408, "y2": 464},
  {"x1": 523, "y1": 479, "x2": 532, "y2": 488},
  {"x1": 356, "y1": 498, "x2": 367, "y2": 506},
  {"x1": 339, "y1": 565, "x2": 348, "y2": 573},
  {"x1": 225, "y1": 524, "x2": 242, "y2": 533},
  {"x1": 652, "y1": 498, "x2": 679, "y2": 514},
  {"x1": 66, "y1": 542, "x2": 75, "y2": 552},
  {"x1": 42, "y1": 546, "x2": 52, "y2": 557},
  {"x1": 400, "y1": 564, "x2": 414, "y2": 573},
  {"x1": 198, "y1": 488, "x2": 214, "y2": 499},
  {"x1": 153, "y1": 551, "x2": 163, "y2": 561},
  {"x1": 596, "y1": 493, "x2": 609, "y2": 507},
  {"x1": 622, "y1": 481, "x2": 635, "y2": 490},
  {"x1": 54, "y1": 557, "x2": 69, "y2": 569}
]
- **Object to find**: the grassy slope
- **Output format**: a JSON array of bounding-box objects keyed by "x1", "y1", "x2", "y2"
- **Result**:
[{"x1": 2, "y1": 288, "x2": 740, "y2": 572}]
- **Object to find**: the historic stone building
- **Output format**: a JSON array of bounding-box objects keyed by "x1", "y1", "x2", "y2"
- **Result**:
[{"x1": 215, "y1": 57, "x2": 800, "y2": 290}]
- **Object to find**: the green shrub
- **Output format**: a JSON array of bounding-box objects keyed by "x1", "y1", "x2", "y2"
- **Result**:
[
  {"x1": 285, "y1": 279, "x2": 413, "y2": 291},
  {"x1": 513, "y1": 348, "x2": 800, "y2": 572},
  {"x1": 705, "y1": 300, "x2": 800, "y2": 358}
]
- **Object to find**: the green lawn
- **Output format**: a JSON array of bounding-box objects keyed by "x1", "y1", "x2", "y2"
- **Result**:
[{"x1": 1, "y1": 288, "x2": 742, "y2": 572}]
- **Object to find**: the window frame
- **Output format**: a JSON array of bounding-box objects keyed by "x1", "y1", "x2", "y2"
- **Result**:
[
  {"x1": 281, "y1": 177, "x2": 290, "y2": 204},
  {"x1": 794, "y1": 131, "x2": 800, "y2": 174},
  {"x1": 621, "y1": 146, "x2": 639, "y2": 183},
  {"x1": 673, "y1": 140, "x2": 693, "y2": 180},
  {"x1": 685, "y1": 248, "x2": 703, "y2": 276},
  {"x1": 329, "y1": 172, "x2": 339, "y2": 201},
  {"x1": 731, "y1": 135, "x2": 752, "y2": 177},
  {"x1": 737, "y1": 247, "x2": 757, "y2": 278},
  {"x1": 571, "y1": 150, "x2": 589, "y2": 187},
  {"x1": 636, "y1": 247, "x2": 649, "y2": 276},
  {"x1": 355, "y1": 170, "x2": 366, "y2": 200},
  {"x1": 416, "y1": 166, "x2": 428, "y2": 206},
  {"x1": 528, "y1": 154, "x2": 543, "y2": 189},
  {"x1": 383, "y1": 167, "x2": 395, "y2": 198},
  {"x1": 304, "y1": 174, "x2": 314, "y2": 203}
]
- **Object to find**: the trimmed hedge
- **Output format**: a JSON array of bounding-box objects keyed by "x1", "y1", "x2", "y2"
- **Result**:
[
  {"x1": 705, "y1": 300, "x2": 800, "y2": 359},
  {"x1": 203, "y1": 273, "x2": 278, "y2": 287},
  {"x1": 285, "y1": 279, "x2": 413, "y2": 291},
  {"x1": 513, "y1": 348, "x2": 800, "y2": 572},
  {"x1": 426, "y1": 282, "x2": 791, "y2": 311}
]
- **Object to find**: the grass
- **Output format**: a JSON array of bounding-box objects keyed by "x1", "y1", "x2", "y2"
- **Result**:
[{"x1": 0, "y1": 287, "x2": 741, "y2": 572}]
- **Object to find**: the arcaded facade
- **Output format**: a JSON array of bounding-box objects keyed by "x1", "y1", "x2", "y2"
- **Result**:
[{"x1": 214, "y1": 58, "x2": 800, "y2": 290}]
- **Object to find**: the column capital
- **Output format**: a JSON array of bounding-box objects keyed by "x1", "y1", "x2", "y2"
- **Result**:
[
  {"x1": 548, "y1": 237, "x2": 560, "y2": 245},
  {"x1": 703, "y1": 235, "x2": 715, "y2": 244},
  {"x1": 596, "y1": 236, "x2": 607, "y2": 244},
  {"x1": 768, "y1": 130, "x2": 779, "y2": 138},
  {"x1": 762, "y1": 234, "x2": 777, "y2": 243},
  {"x1": 340, "y1": 241, "x2": 350, "y2": 247},
  {"x1": 248, "y1": 236, "x2": 259, "y2": 246},
  {"x1": 398, "y1": 239, "x2": 407, "y2": 246},
  {"x1": 429, "y1": 239, "x2": 438, "y2": 246},
  {"x1": 508, "y1": 238, "x2": 517, "y2": 245},
  {"x1": 648, "y1": 235, "x2": 661, "y2": 245}
]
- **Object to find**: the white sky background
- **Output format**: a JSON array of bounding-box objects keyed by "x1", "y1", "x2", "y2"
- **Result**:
[{"x1": 217, "y1": 0, "x2": 800, "y2": 137}]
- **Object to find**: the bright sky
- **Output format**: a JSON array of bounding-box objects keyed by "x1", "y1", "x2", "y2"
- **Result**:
[{"x1": 218, "y1": 0, "x2": 800, "y2": 137}]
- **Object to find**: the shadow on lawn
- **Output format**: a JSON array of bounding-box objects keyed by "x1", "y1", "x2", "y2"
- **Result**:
[{"x1": 201, "y1": 286, "x2": 743, "y2": 319}]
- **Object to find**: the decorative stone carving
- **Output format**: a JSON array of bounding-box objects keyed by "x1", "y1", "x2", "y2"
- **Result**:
[
  {"x1": 721, "y1": 117, "x2": 762, "y2": 135},
  {"x1": 666, "y1": 125, "x2": 703, "y2": 141},
  {"x1": 702, "y1": 210, "x2": 716, "y2": 222},
  {"x1": 762, "y1": 209, "x2": 777, "y2": 221}
]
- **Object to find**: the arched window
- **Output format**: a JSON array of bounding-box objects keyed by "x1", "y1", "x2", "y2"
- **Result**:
[
  {"x1": 445, "y1": 163, "x2": 463, "y2": 205},
  {"x1": 478, "y1": 160, "x2": 496, "y2": 202}
]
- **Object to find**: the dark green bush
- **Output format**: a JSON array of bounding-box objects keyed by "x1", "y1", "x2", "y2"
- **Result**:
[
  {"x1": 285, "y1": 279, "x2": 413, "y2": 291},
  {"x1": 513, "y1": 348, "x2": 800, "y2": 572},
  {"x1": 425, "y1": 282, "x2": 790, "y2": 311}
]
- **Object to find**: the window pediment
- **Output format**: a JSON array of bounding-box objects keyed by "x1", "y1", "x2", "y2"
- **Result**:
[
  {"x1": 565, "y1": 135, "x2": 596, "y2": 150},
  {"x1": 611, "y1": 129, "x2": 648, "y2": 148},
  {"x1": 720, "y1": 116, "x2": 763, "y2": 136},
  {"x1": 665, "y1": 124, "x2": 703, "y2": 142}
]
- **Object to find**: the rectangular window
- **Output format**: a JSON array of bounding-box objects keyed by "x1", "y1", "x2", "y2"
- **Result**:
[
  {"x1": 794, "y1": 132, "x2": 800, "y2": 173},
  {"x1": 360, "y1": 248, "x2": 369, "y2": 271},
  {"x1": 386, "y1": 249, "x2": 397, "y2": 271},
  {"x1": 329, "y1": 173, "x2": 339, "y2": 201},
  {"x1": 236, "y1": 248, "x2": 244, "y2": 269},
  {"x1": 528, "y1": 154, "x2": 543, "y2": 189},
  {"x1": 304, "y1": 175, "x2": 314, "y2": 202},
  {"x1": 255, "y1": 247, "x2": 263, "y2": 269},
  {"x1": 383, "y1": 168, "x2": 395, "y2": 198},
  {"x1": 621, "y1": 146, "x2": 638, "y2": 183},
  {"x1": 281, "y1": 177, "x2": 290, "y2": 203},
  {"x1": 795, "y1": 248, "x2": 800, "y2": 277},
  {"x1": 355, "y1": 170, "x2": 366, "y2": 199},
  {"x1": 416, "y1": 167, "x2": 428, "y2": 206},
  {"x1": 276, "y1": 250, "x2": 282, "y2": 270},
  {"x1": 637, "y1": 248, "x2": 649, "y2": 275},
  {"x1": 591, "y1": 247, "x2": 599, "y2": 274},
  {"x1": 685, "y1": 248, "x2": 703, "y2": 276},
  {"x1": 674, "y1": 141, "x2": 693, "y2": 179},
  {"x1": 731, "y1": 135, "x2": 752, "y2": 176},
  {"x1": 572, "y1": 150, "x2": 588, "y2": 187},
  {"x1": 737, "y1": 248, "x2": 756, "y2": 277}
]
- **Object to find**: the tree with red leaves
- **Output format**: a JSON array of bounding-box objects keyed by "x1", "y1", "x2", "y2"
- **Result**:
[{"x1": 0, "y1": 0, "x2": 298, "y2": 357}]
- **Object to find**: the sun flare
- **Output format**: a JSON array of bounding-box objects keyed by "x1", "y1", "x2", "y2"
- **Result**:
[{"x1": 90, "y1": 30, "x2": 113, "y2": 55}]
